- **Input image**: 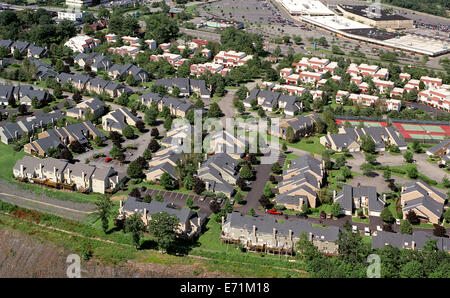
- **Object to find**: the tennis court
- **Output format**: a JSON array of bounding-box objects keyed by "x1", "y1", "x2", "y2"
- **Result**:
[
  {"x1": 394, "y1": 122, "x2": 450, "y2": 140},
  {"x1": 409, "y1": 134, "x2": 446, "y2": 140},
  {"x1": 339, "y1": 120, "x2": 384, "y2": 128},
  {"x1": 401, "y1": 124, "x2": 445, "y2": 133}
]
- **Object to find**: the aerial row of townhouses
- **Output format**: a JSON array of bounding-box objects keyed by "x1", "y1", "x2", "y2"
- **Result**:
[
  {"x1": 13, "y1": 156, "x2": 124, "y2": 194},
  {"x1": 0, "y1": 84, "x2": 50, "y2": 107},
  {"x1": 277, "y1": 56, "x2": 450, "y2": 112},
  {"x1": 0, "y1": 39, "x2": 47, "y2": 59}
]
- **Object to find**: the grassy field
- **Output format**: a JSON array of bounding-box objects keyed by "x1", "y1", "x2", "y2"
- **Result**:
[
  {"x1": 283, "y1": 135, "x2": 326, "y2": 156},
  {"x1": 0, "y1": 143, "x2": 26, "y2": 183}
]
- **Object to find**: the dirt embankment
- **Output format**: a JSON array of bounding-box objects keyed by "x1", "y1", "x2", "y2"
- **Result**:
[{"x1": 0, "y1": 228, "x2": 226, "y2": 278}]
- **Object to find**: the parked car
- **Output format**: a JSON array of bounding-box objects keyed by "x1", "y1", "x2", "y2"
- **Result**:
[
  {"x1": 230, "y1": 199, "x2": 235, "y2": 205},
  {"x1": 216, "y1": 198, "x2": 223, "y2": 204},
  {"x1": 166, "y1": 203, "x2": 177, "y2": 209},
  {"x1": 105, "y1": 157, "x2": 112, "y2": 163},
  {"x1": 320, "y1": 211, "x2": 326, "y2": 219},
  {"x1": 267, "y1": 208, "x2": 282, "y2": 215}
]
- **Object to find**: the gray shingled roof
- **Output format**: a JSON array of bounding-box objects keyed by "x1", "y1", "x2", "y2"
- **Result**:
[
  {"x1": 225, "y1": 211, "x2": 340, "y2": 242},
  {"x1": 123, "y1": 196, "x2": 202, "y2": 225}
]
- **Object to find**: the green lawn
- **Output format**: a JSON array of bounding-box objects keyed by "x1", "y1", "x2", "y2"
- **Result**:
[
  {"x1": 283, "y1": 135, "x2": 326, "y2": 156},
  {"x1": 0, "y1": 143, "x2": 26, "y2": 183}
]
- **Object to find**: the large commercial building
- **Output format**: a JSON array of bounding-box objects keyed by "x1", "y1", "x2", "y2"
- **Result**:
[
  {"x1": 65, "y1": 0, "x2": 92, "y2": 8},
  {"x1": 337, "y1": 5, "x2": 414, "y2": 30}
]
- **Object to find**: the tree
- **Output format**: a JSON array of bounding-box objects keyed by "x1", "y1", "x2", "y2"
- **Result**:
[
  {"x1": 207, "y1": 102, "x2": 222, "y2": 118},
  {"x1": 151, "y1": 127, "x2": 159, "y2": 138},
  {"x1": 183, "y1": 175, "x2": 195, "y2": 190},
  {"x1": 126, "y1": 74, "x2": 136, "y2": 86},
  {"x1": 59, "y1": 148, "x2": 73, "y2": 161},
  {"x1": 443, "y1": 208, "x2": 450, "y2": 224},
  {"x1": 18, "y1": 104, "x2": 27, "y2": 115},
  {"x1": 145, "y1": 14, "x2": 179, "y2": 44},
  {"x1": 365, "y1": 153, "x2": 377, "y2": 165},
  {"x1": 109, "y1": 131, "x2": 122, "y2": 145},
  {"x1": 70, "y1": 140, "x2": 84, "y2": 153},
  {"x1": 73, "y1": 91, "x2": 82, "y2": 103},
  {"x1": 331, "y1": 202, "x2": 342, "y2": 217},
  {"x1": 148, "y1": 139, "x2": 160, "y2": 152},
  {"x1": 8, "y1": 96, "x2": 16, "y2": 108},
  {"x1": 143, "y1": 194, "x2": 152, "y2": 203},
  {"x1": 383, "y1": 169, "x2": 391, "y2": 180},
  {"x1": 341, "y1": 166, "x2": 352, "y2": 179},
  {"x1": 360, "y1": 163, "x2": 374, "y2": 176},
  {"x1": 122, "y1": 125, "x2": 135, "y2": 139},
  {"x1": 360, "y1": 135, "x2": 375, "y2": 153},
  {"x1": 129, "y1": 188, "x2": 141, "y2": 198},
  {"x1": 405, "y1": 210, "x2": 420, "y2": 225},
  {"x1": 239, "y1": 163, "x2": 253, "y2": 180},
  {"x1": 433, "y1": 225, "x2": 447, "y2": 237},
  {"x1": 282, "y1": 142, "x2": 288, "y2": 152},
  {"x1": 186, "y1": 196, "x2": 194, "y2": 209},
  {"x1": 144, "y1": 105, "x2": 158, "y2": 126},
  {"x1": 250, "y1": 208, "x2": 256, "y2": 217},
  {"x1": 381, "y1": 207, "x2": 394, "y2": 223},
  {"x1": 53, "y1": 83, "x2": 63, "y2": 99},
  {"x1": 147, "y1": 212, "x2": 179, "y2": 252},
  {"x1": 285, "y1": 126, "x2": 296, "y2": 143},
  {"x1": 407, "y1": 166, "x2": 418, "y2": 179},
  {"x1": 125, "y1": 213, "x2": 146, "y2": 249},
  {"x1": 127, "y1": 160, "x2": 143, "y2": 179},
  {"x1": 155, "y1": 194, "x2": 164, "y2": 202},
  {"x1": 163, "y1": 117, "x2": 172, "y2": 130},
  {"x1": 160, "y1": 172, "x2": 176, "y2": 190},
  {"x1": 400, "y1": 261, "x2": 424, "y2": 278},
  {"x1": 411, "y1": 140, "x2": 422, "y2": 153},
  {"x1": 193, "y1": 177, "x2": 206, "y2": 195},
  {"x1": 259, "y1": 195, "x2": 272, "y2": 209},
  {"x1": 93, "y1": 135, "x2": 104, "y2": 147},
  {"x1": 31, "y1": 96, "x2": 40, "y2": 109},
  {"x1": 195, "y1": 98, "x2": 205, "y2": 109},
  {"x1": 399, "y1": 220, "x2": 413, "y2": 235},
  {"x1": 135, "y1": 120, "x2": 145, "y2": 132},
  {"x1": 336, "y1": 224, "x2": 368, "y2": 265},
  {"x1": 94, "y1": 196, "x2": 113, "y2": 233},
  {"x1": 143, "y1": 149, "x2": 152, "y2": 161},
  {"x1": 271, "y1": 162, "x2": 282, "y2": 174},
  {"x1": 404, "y1": 151, "x2": 414, "y2": 163}
]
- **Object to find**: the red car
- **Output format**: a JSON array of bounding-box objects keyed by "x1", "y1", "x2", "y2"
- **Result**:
[
  {"x1": 267, "y1": 208, "x2": 282, "y2": 215},
  {"x1": 105, "y1": 157, "x2": 112, "y2": 163}
]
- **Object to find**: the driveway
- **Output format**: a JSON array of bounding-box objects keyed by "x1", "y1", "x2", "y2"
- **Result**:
[
  {"x1": 415, "y1": 153, "x2": 448, "y2": 182},
  {"x1": 235, "y1": 153, "x2": 281, "y2": 215},
  {"x1": 218, "y1": 89, "x2": 236, "y2": 126}
]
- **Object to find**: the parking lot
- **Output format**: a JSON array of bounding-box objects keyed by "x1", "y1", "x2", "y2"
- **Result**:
[{"x1": 142, "y1": 188, "x2": 213, "y2": 216}]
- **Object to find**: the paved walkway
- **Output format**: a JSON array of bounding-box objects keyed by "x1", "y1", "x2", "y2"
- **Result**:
[{"x1": 0, "y1": 180, "x2": 95, "y2": 222}]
